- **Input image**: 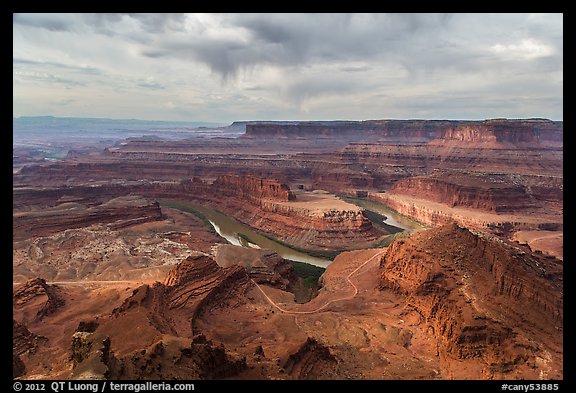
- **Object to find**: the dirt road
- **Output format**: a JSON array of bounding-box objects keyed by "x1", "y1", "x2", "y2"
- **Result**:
[{"x1": 252, "y1": 249, "x2": 386, "y2": 314}]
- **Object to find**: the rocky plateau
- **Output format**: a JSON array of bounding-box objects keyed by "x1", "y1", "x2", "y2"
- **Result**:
[{"x1": 13, "y1": 118, "x2": 563, "y2": 380}]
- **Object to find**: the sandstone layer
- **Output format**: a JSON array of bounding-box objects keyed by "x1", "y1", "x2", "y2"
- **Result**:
[
  {"x1": 13, "y1": 119, "x2": 561, "y2": 243},
  {"x1": 204, "y1": 177, "x2": 383, "y2": 251},
  {"x1": 369, "y1": 191, "x2": 562, "y2": 234},
  {"x1": 13, "y1": 278, "x2": 65, "y2": 323},
  {"x1": 243, "y1": 118, "x2": 562, "y2": 146},
  {"x1": 13, "y1": 195, "x2": 163, "y2": 241},
  {"x1": 13, "y1": 175, "x2": 384, "y2": 252},
  {"x1": 13, "y1": 117, "x2": 563, "y2": 380},
  {"x1": 13, "y1": 226, "x2": 562, "y2": 380},
  {"x1": 213, "y1": 245, "x2": 298, "y2": 292},
  {"x1": 379, "y1": 223, "x2": 562, "y2": 379},
  {"x1": 390, "y1": 171, "x2": 537, "y2": 212}
]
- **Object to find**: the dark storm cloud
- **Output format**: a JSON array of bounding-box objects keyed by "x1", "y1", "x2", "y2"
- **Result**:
[
  {"x1": 13, "y1": 13, "x2": 563, "y2": 121},
  {"x1": 13, "y1": 13, "x2": 75, "y2": 32},
  {"x1": 142, "y1": 37, "x2": 263, "y2": 79},
  {"x1": 141, "y1": 13, "x2": 453, "y2": 79}
]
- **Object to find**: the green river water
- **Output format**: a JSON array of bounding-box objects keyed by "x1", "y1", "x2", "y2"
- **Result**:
[{"x1": 161, "y1": 198, "x2": 422, "y2": 268}]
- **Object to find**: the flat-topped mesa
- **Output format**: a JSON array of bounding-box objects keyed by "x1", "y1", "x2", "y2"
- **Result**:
[
  {"x1": 208, "y1": 177, "x2": 382, "y2": 250},
  {"x1": 242, "y1": 120, "x2": 455, "y2": 142},
  {"x1": 213, "y1": 175, "x2": 296, "y2": 202},
  {"x1": 242, "y1": 118, "x2": 562, "y2": 147},
  {"x1": 433, "y1": 119, "x2": 563, "y2": 147}
]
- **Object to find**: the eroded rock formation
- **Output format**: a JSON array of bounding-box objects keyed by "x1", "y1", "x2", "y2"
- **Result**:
[
  {"x1": 379, "y1": 223, "x2": 562, "y2": 378},
  {"x1": 281, "y1": 337, "x2": 338, "y2": 379},
  {"x1": 70, "y1": 327, "x2": 246, "y2": 380},
  {"x1": 13, "y1": 319, "x2": 46, "y2": 357},
  {"x1": 70, "y1": 331, "x2": 114, "y2": 380},
  {"x1": 13, "y1": 195, "x2": 163, "y2": 241},
  {"x1": 213, "y1": 245, "x2": 298, "y2": 292},
  {"x1": 12, "y1": 117, "x2": 564, "y2": 380},
  {"x1": 13, "y1": 278, "x2": 65, "y2": 322},
  {"x1": 69, "y1": 255, "x2": 250, "y2": 379},
  {"x1": 434, "y1": 119, "x2": 562, "y2": 147},
  {"x1": 390, "y1": 171, "x2": 536, "y2": 212},
  {"x1": 213, "y1": 175, "x2": 296, "y2": 202},
  {"x1": 111, "y1": 335, "x2": 246, "y2": 380},
  {"x1": 13, "y1": 176, "x2": 383, "y2": 251}
]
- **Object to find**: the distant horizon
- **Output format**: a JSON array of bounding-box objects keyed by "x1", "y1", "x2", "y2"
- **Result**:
[{"x1": 13, "y1": 114, "x2": 564, "y2": 124}]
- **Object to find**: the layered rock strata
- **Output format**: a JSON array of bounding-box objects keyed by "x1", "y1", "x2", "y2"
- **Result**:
[
  {"x1": 243, "y1": 118, "x2": 562, "y2": 146},
  {"x1": 379, "y1": 223, "x2": 562, "y2": 378},
  {"x1": 13, "y1": 195, "x2": 162, "y2": 241},
  {"x1": 74, "y1": 255, "x2": 250, "y2": 379},
  {"x1": 213, "y1": 245, "x2": 298, "y2": 292},
  {"x1": 12, "y1": 118, "x2": 563, "y2": 244},
  {"x1": 205, "y1": 178, "x2": 381, "y2": 250},
  {"x1": 369, "y1": 192, "x2": 562, "y2": 232},
  {"x1": 14, "y1": 119, "x2": 562, "y2": 190},
  {"x1": 281, "y1": 338, "x2": 338, "y2": 379},
  {"x1": 213, "y1": 174, "x2": 296, "y2": 202},
  {"x1": 70, "y1": 328, "x2": 246, "y2": 380},
  {"x1": 390, "y1": 172, "x2": 537, "y2": 212},
  {"x1": 13, "y1": 278, "x2": 65, "y2": 322},
  {"x1": 13, "y1": 177, "x2": 382, "y2": 251},
  {"x1": 108, "y1": 254, "x2": 254, "y2": 337},
  {"x1": 13, "y1": 319, "x2": 46, "y2": 357}
]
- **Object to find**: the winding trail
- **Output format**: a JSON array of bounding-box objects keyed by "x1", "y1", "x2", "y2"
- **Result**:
[
  {"x1": 13, "y1": 249, "x2": 386, "y2": 316},
  {"x1": 252, "y1": 249, "x2": 386, "y2": 315}
]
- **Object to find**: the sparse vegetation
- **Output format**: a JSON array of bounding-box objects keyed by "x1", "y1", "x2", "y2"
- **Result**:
[
  {"x1": 288, "y1": 259, "x2": 325, "y2": 287},
  {"x1": 373, "y1": 231, "x2": 414, "y2": 248},
  {"x1": 254, "y1": 231, "x2": 343, "y2": 259},
  {"x1": 362, "y1": 209, "x2": 404, "y2": 234}
]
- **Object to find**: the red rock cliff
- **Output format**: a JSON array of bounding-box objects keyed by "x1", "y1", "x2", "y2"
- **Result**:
[
  {"x1": 379, "y1": 223, "x2": 562, "y2": 378},
  {"x1": 243, "y1": 120, "x2": 453, "y2": 141},
  {"x1": 435, "y1": 119, "x2": 562, "y2": 147},
  {"x1": 212, "y1": 175, "x2": 296, "y2": 202},
  {"x1": 13, "y1": 195, "x2": 163, "y2": 241},
  {"x1": 390, "y1": 172, "x2": 536, "y2": 212}
]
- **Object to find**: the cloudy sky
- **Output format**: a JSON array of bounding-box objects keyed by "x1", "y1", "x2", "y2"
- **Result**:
[{"x1": 13, "y1": 13, "x2": 563, "y2": 123}]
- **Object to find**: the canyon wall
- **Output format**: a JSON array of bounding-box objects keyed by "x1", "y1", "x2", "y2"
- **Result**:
[
  {"x1": 13, "y1": 118, "x2": 562, "y2": 247},
  {"x1": 435, "y1": 119, "x2": 562, "y2": 147},
  {"x1": 13, "y1": 177, "x2": 382, "y2": 252},
  {"x1": 205, "y1": 177, "x2": 382, "y2": 251},
  {"x1": 379, "y1": 223, "x2": 562, "y2": 378},
  {"x1": 14, "y1": 118, "x2": 562, "y2": 200},
  {"x1": 369, "y1": 192, "x2": 562, "y2": 232},
  {"x1": 243, "y1": 120, "x2": 450, "y2": 141},
  {"x1": 243, "y1": 118, "x2": 562, "y2": 146},
  {"x1": 213, "y1": 175, "x2": 296, "y2": 202},
  {"x1": 390, "y1": 172, "x2": 536, "y2": 213},
  {"x1": 13, "y1": 195, "x2": 163, "y2": 241}
]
